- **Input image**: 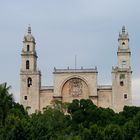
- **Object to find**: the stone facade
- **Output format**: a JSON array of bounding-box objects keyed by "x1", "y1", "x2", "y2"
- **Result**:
[{"x1": 20, "y1": 26, "x2": 132, "y2": 114}]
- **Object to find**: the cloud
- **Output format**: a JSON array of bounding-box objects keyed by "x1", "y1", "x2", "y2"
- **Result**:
[
  {"x1": 12, "y1": 90, "x2": 20, "y2": 103},
  {"x1": 132, "y1": 78, "x2": 140, "y2": 106},
  {"x1": 0, "y1": 0, "x2": 139, "y2": 108}
]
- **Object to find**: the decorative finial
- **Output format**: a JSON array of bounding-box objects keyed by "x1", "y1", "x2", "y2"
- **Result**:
[
  {"x1": 28, "y1": 25, "x2": 31, "y2": 34},
  {"x1": 122, "y1": 26, "x2": 125, "y2": 33}
]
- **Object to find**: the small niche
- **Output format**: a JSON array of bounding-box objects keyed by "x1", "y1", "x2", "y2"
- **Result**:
[{"x1": 124, "y1": 94, "x2": 127, "y2": 99}]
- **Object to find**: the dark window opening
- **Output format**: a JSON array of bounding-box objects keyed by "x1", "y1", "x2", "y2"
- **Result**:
[
  {"x1": 122, "y1": 42, "x2": 125, "y2": 45},
  {"x1": 120, "y1": 74, "x2": 125, "y2": 80},
  {"x1": 120, "y1": 81, "x2": 124, "y2": 86},
  {"x1": 27, "y1": 77, "x2": 32, "y2": 87},
  {"x1": 124, "y1": 94, "x2": 127, "y2": 99},
  {"x1": 24, "y1": 96, "x2": 27, "y2": 100},
  {"x1": 26, "y1": 60, "x2": 29, "y2": 69},
  {"x1": 27, "y1": 45, "x2": 30, "y2": 51}
]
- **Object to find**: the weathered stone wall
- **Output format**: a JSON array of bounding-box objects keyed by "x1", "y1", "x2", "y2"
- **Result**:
[
  {"x1": 112, "y1": 69, "x2": 132, "y2": 112},
  {"x1": 39, "y1": 88, "x2": 53, "y2": 111},
  {"x1": 20, "y1": 72, "x2": 41, "y2": 114},
  {"x1": 97, "y1": 86, "x2": 112, "y2": 108}
]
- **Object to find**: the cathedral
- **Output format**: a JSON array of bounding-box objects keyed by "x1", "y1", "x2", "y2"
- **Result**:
[{"x1": 20, "y1": 26, "x2": 132, "y2": 114}]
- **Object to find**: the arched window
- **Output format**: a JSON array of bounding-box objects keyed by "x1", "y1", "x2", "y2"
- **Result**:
[
  {"x1": 26, "y1": 60, "x2": 29, "y2": 69},
  {"x1": 122, "y1": 42, "x2": 125, "y2": 45},
  {"x1": 27, "y1": 77, "x2": 32, "y2": 87},
  {"x1": 27, "y1": 45, "x2": 30, "y2": 51},
  {"x1": 120, "y1": 81, "x2": 124, "y2": 86}
]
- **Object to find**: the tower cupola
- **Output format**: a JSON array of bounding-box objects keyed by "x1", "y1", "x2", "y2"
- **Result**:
[
  {"x1": 118, "y1": 26, "x2": 129, "y2": 50},
  {"x1": 24, "y1": 26, "x2": 35, "y2": 43},
  {"x1": 118, "y1": 26, "x2": 129, "y2": 41},
  {"x1": 21, "y1": 25, "x2": 37, "y2": 71},
  {"x1": 117, "y1": 26, "x2": 131, "y2": 69}
]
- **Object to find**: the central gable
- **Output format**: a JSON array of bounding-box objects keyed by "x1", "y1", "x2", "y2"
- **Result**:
[{"x1": 53, "y1": 68, "x2": 98, "y2": 98}]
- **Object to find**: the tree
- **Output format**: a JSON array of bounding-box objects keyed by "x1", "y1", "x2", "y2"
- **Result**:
[
  {"x1": 30, "y1": 105, "x2": 68, "y2": 139},
  {"x1": 123, "y1": 120, "x2": 136, "y2": 140},
  {"x1": 4, "y1": 115, "x2": 31, "y2": 140},
  {"x1": 122, "y1": 106, "x2": 140, "y2": 121},
  {"x1": 68, "y1": 99, "x2": 80, "y2": 114},
  {"x1": 104, "y1": 124, "x2": 124, "y2": 140},
  {"x1": 0, "y1": 83, "x2": 13, "y2": 125}
]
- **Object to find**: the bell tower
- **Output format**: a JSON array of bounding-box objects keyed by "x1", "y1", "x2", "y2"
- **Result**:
[
  {"x1": 117, "y1": 26, "x2": 131, "y2": 69},
  {"x1": 112, "y1": 26, "x2": 132, "y2": 112},
  {"x1": 20, "y1": 26, "x2": 41, "y2": 114}
]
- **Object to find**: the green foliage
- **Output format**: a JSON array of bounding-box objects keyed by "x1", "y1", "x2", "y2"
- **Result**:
[
  {"x1": 123, "y1": 120, "x2": 136, "y2": 140},
  {"x1": 0, "y1": 83, "x2": 13, "y2": 125},
  {"x1": 122, "y1": 106, "x2": 140, "y2": 120},
  {"x1": 0, "y1": 83, "x2": 140, "y2": 140},
  {"x1": 104, "y1": 124, "x2": 124, "y2": 140}
]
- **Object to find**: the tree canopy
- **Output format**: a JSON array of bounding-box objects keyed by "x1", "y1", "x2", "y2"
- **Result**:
[{"x1": 0, "y1": 83, "x2": 140, "y2": 140}]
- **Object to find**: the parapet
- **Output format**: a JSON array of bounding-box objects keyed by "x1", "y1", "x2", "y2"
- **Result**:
[{"x1": 53, "y1": 67, "x2": 98, "y2": 74}]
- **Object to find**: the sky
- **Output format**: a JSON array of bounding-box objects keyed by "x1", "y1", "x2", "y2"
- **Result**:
[{"x1": 0, "y1": 0, "x2": 140, "y2": 105}]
